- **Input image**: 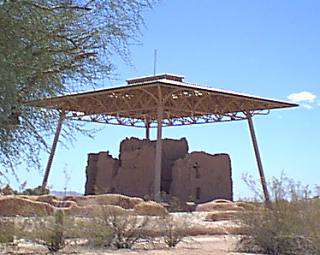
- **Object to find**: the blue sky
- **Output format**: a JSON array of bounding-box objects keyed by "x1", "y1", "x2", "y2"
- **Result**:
[{"x1": 9, "y1": 0, "x2": 320, "y2": 199}]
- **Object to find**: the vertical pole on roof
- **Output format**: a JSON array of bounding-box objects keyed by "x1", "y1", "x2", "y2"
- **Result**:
[
  {"x1": 153, "y1": 49, "x2": 157, "y2": 76},
  {"x1": 154, "y1": 86, "x2": 163, "y2": 202},
  {"x1": 41, "y1": 110, "x2": 65, "y2": 193},
  {"x1": 246, "y1": 112, "x2": 271, "y2": 207}
]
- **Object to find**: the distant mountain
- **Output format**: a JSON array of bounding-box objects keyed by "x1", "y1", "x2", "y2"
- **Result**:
[{"x1": 50, "y1": 190, "x2": 83, "y2": 197}]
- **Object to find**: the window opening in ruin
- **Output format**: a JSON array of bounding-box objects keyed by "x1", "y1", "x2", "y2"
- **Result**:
[
  {"x1": 196, "y1": 187, "x2": 201, "y2": 200},
  {"x1": 193, "y1": 162, "x2": 200, "y2": 178}
]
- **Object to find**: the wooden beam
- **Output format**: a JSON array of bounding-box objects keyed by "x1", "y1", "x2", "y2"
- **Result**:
[
  {"x1": 246, "y1": 113, "x2": 271, "y2": 206},
  {"x1": 41, "y1": 111, "x2": 65, "y2": 193}
]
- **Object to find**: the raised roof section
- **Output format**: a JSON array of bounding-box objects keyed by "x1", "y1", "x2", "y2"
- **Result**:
[{"x1": 126, "y1": 73, "x2": 184, "y2": 85}]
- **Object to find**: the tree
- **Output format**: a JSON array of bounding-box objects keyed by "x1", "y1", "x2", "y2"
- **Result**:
[{"x1": 0, "y1": 0, "x2": 156, "y2": 183}]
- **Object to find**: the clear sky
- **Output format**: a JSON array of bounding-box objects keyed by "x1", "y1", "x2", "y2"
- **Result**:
[{"x1": 9, "y1": 0, "x2": 320, "y2": 199}]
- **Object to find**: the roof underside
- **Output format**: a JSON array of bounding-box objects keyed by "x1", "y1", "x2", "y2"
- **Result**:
[{"x1": 25, "y1": 75, "x2": 298, "y2": 127}]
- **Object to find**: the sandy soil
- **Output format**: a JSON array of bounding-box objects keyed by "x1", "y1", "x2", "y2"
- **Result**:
[
  {"x1": 0, "y1": 201, "x2": 256, "y2": 254},
  {"x1": 0, "y1": 235, "x2": 262, "y2": 255}
]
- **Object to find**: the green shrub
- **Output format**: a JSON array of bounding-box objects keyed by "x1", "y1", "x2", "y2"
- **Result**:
[
  {"x1": 99, "y1": 209, "x2": 152, "y2": 249},
  {"x1": 22, "y1": 185, "x2": 49, "y2": 195},
  {"x1": 0, "y1": 219, "x2": 15, "y2": 245},
  {"x1": 168, "y1": 196, "x2": 184, "y2": 212},
  {"x1": 238, "y1": 174, "x2": 320, "y2": 255},
  {"x1": 0, "y1": 185, "x2": 16, "y2": 195},
  {"x1": 19, "y1": 210, "x2": 66, "y2": 252},
  {"x1": 0, "y1": 185, "x2": 49, "y2": 195},
  {"x1": 72, "y1": 207, "x2": 153, "y2": 249},
  {"x1": 48, "y1": 210, "x2": 65, "y2": 252},
  {"x1": 71, "y1": 218, "x2": 113, "y2": 247}
]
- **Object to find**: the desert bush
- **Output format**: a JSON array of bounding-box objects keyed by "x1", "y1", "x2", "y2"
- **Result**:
[
  {"x1": 0, "y1": 219, "x2": 15, "y2": 245},
  {"x1": 83, "y1": 207, "x2": 153, "y2": 249},
  {"x1": 19, "y1": 210, "x2": 67, "y2": 252},
  {"x1": 69, "y1": 217, "x2": 113, "y2": 247},
  {"x1": 159, "y1": 195, "x2": 184, "y2": 212},
  {"x1": 160, "y1": 214, "x2": 190, "y2": 247},
  {"x1": 0, "y1": 185, "x2": 49, "y2": 196},
  {"x1": 238, "y1": 174, "x2": 320, "y2": 255},
  {"x1": 48, "y1": 210, "x2": 65, "y2": 252},
  {"x1": 16, "y1": 206, "x2": 153, "y2": 250},
  {"x1": 0, "y1": 185, "x2": 15, "y2": 195},
  {"x1": 84, "y1": 221, "x2": 113, "y2": 248},
  {"x1": 168, "y1": 196, "x2": 184, "y2": 212},
  {"x1": 106, "y1": 212, "x2": 151, "y2": 249},
  {"x1": 22, "y1": 186, "x2": 49, "y2": 195}
]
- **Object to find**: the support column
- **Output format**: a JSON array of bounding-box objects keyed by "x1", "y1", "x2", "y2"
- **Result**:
[
  {"x1": 154, "y1": 106, "x2": 163, "y2": 202},
  {"x1": 153, "y1": 86, "x2": 163, "y2": 202},
  {"x1": 145, "y1": 118, "x2": 150, "y2": 140},
  {"x1": 246, "y1": 113, "x2": 271, "y2": 206},
  {"x1": 41, "y1": 110, "x2": 65, "y2": 192}
]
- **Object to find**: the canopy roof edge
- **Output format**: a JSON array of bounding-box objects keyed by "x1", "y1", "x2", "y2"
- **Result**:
[{"x1": 23, "y1": 74, "x2": 298, "y2": 127}]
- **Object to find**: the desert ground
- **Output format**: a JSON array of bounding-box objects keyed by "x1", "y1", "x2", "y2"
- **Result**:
[
  {"x1": 2, "y1": 235, "x2": 260, "y2": 255},
  {"x1": 0, "y1": 194, "x2": 259, "y2": 254}
]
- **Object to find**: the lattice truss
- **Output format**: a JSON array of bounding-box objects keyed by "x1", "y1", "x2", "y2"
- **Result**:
[{"x1": 53, "y1": 83, "x2": 274, "y2": 128}]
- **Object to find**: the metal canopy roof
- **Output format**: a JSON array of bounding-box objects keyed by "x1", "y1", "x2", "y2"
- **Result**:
[{"x1": 26, "y1": 74, "x2": 298, "y2": 127}]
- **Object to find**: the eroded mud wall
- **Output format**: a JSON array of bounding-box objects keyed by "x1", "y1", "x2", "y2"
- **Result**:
[
  {"x1": 84, "y1": 138, "x2": 232, "y2": 202},
  {"x1": 85, "y1": 152, "x2": 119, "y2": 195},
  {"x1": 170, "y1": 152, "x2": 233, "y2": 203}
]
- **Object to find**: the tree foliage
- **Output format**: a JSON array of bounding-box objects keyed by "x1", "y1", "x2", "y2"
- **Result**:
[{"x1": 0, "y1": 0, "x2": 155, "y2": 182}]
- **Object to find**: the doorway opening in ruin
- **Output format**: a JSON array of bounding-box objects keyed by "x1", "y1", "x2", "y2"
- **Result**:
[
  {"x1": 193, "y1": 162, "x2": 200, "y2": 179},
  {"x1": 196, "y1": 187, "x2": 201, "y2": 200},
  {"x1": 160, "y1": 180, "x2": 171, "y2": 196}
]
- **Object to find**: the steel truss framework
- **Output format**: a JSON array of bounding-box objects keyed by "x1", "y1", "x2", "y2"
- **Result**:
[
  {"x1": 25, "y1": 74, "x2": 298, "y2": 204},
  {"x1": 68, "y1": 110, "x2": 270, "y2": 128},
  {"x1": 29, "y1": 77, "x2": 295, "y2": 128}
]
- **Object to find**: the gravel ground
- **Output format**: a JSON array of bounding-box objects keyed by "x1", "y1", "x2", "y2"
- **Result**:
[
  {"x1": 0, "y1": 208, "x2": 254, "y2": 254},
  {"x1": 0, "y1": 235, "x2": 264, "y2": 255}
]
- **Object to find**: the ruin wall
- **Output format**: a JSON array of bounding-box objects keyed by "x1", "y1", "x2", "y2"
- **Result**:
[
  {"x1": 170, "y1": 152, "x2": 233, "y2": 203},
  {"x1": 84, "y1": 137, "x2": 233, "y2": 203}
]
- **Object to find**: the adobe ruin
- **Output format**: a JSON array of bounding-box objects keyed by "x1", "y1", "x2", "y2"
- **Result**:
[{"x1": 85, "y1": 137, "x2": 233, "y2": 203}]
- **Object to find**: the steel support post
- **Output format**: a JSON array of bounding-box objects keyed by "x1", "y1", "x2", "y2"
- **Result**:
[
  {"x1": 145, "y1": 118, "x2": 150, "y2": 140},
  {"x1": 41, "y1": 111, "x2": 65, "y2": 192},
  {"x1": 154, "y1": 89, "x2": 163, "y2": 202},
  {"x1": 246, "y1": 113, "x2": 271, "y2": 206},
  {"x1": 154, "y1": 107, "x2": 163, "y2": 202}
]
